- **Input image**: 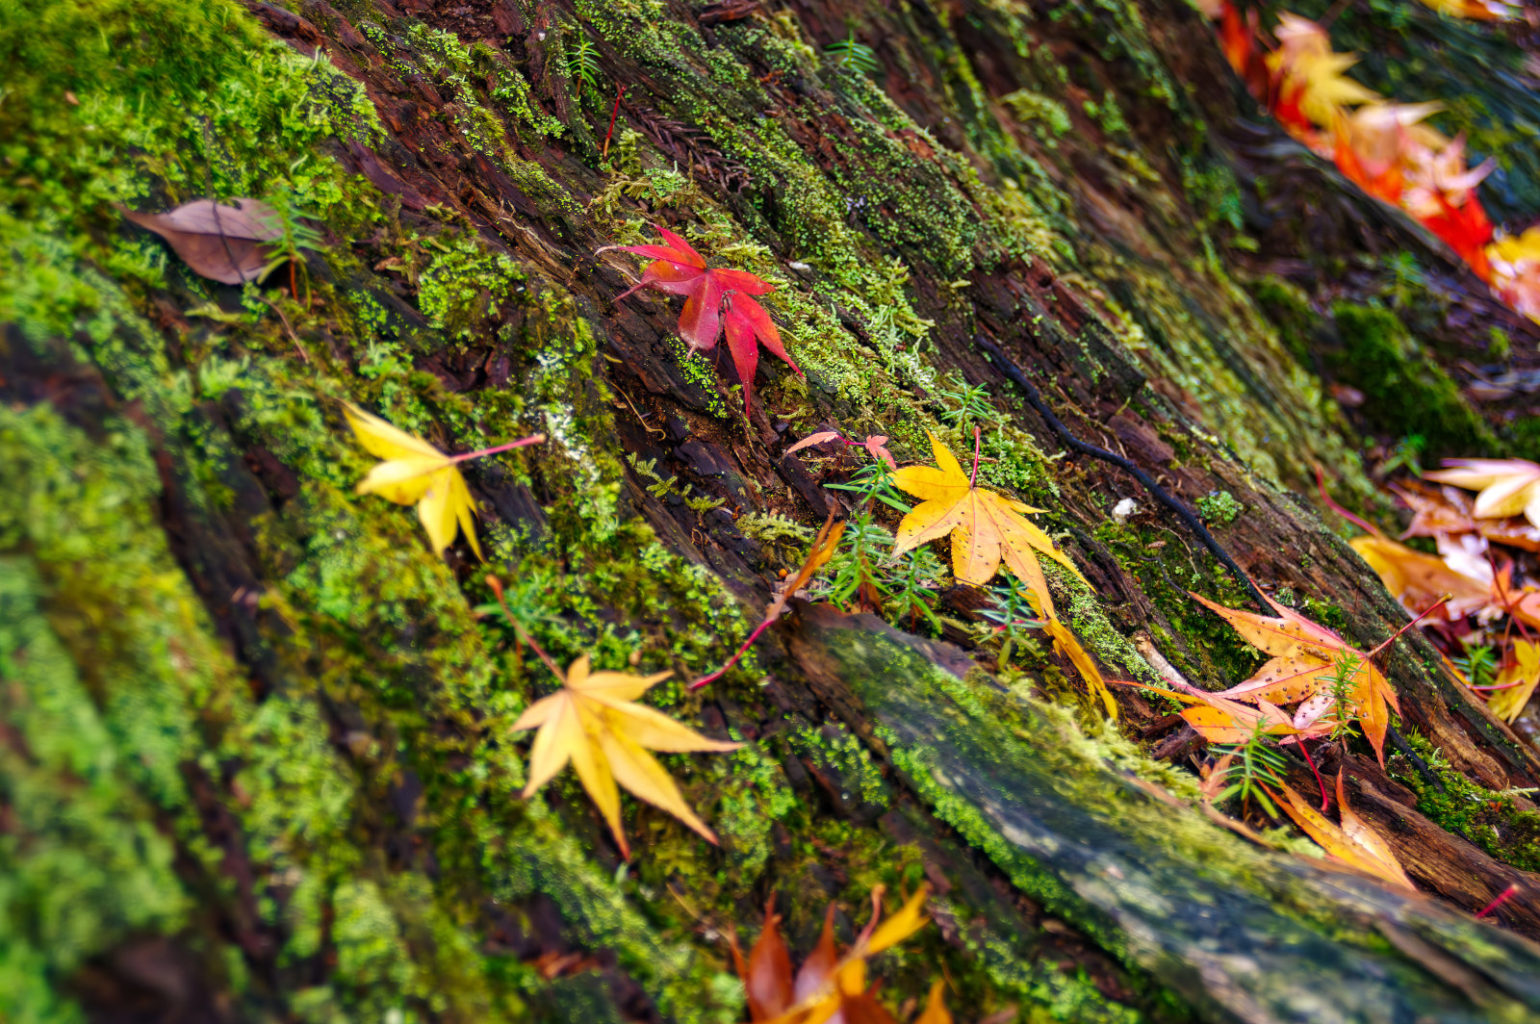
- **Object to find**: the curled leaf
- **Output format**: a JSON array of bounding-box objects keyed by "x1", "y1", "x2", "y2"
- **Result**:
[{"x1": 787, "y1": 430, "x2": 844, "y2": 456}]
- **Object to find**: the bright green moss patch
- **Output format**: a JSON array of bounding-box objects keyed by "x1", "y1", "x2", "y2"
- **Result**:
[
  {"x1": 1327, "y1": 302, "x2": 1497, "y2": 459},
  {"x1": 1390, "y1": 734, "x2": 1540, "y2": 874}
]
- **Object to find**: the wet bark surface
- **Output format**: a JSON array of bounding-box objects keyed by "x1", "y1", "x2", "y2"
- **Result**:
[{"x1": 10, "y1": 0, "x2": 1540, "y2": 1021}]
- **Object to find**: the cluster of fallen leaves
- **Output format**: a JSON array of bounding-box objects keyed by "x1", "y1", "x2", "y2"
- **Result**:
[
  {"x1": 1339, "y1": 459, "x2": 1540, "y2": 724},
  {"x1": 1119, "y1": 581, "x2": 1423, "y2": 881},
  {"x1": 1126, "y1": 588, "x2": 1400, "y2": 764},
  {"x1": 732, "y1": 887, "x2": 945, "y2": 1024},
  {"x1": 1202, "y1": 3, "x2": 1540, "y2": 323}
]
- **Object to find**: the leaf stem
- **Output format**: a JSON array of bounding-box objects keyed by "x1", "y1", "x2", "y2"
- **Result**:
[
  {"x1": 484, "y1": 575, "x2": 566, "y2": 681},
  {"x1": 1476, "y1": 883, "x2": 1519, "y2": 919},
  {"x1": 602, "y1": 83, "x2": 628, "y2": 159},
  {"x1": 1314, "y1": 464, "x2": 1379, "y2": 536},
  {"x1": 689, "y1": 615, "x2": 773, "y2": 689},
  {"x1": 1298, "y1": 739, "x2": 1329, "y2": 811},
  {"x1": 1366, "y1": 593, "x2": 1450, "y2": 660},
  {"x1": 451, "y1": 434, "x2": 546, "y2": 463},
  {"x1": 969, "y1": 425, "x2": 981, "y2": 488}
]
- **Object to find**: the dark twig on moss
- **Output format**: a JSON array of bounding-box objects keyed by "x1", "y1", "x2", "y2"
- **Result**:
[{"x1": 976, "y1": 334, "x2": 1269, "y2": 611}]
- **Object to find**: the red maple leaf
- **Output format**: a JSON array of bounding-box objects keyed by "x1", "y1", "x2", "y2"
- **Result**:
[
  {"x1": 1421, "y1": 194, "x2": 1494, "y2": 280},
  {"x1": 612, "y1": 226, "x2": 802, "y2": 416}
]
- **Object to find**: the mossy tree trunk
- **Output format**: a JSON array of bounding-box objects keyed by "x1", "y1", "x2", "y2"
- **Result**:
[{"x1": 9, "y1": 0, "x2": 1540, "y2": 1021}]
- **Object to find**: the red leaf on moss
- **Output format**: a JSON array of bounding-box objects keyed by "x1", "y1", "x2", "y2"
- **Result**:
[{"x1": 611, "y1": 225, "x2": 801, "y2": 416}]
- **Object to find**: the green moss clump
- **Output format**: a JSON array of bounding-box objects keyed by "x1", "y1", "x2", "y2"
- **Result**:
[
  {"x1": 1327, "y1": 302, "x2": 1496, "y2": 458},
  {"x1": 1389, "y1": 735, "x2": 1540, "y2": 873},
  {"x1": 1194, "y1": 490, "x2": 1244, "y2": 526}
]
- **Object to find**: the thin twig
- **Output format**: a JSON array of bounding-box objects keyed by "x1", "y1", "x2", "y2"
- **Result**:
[{"x1": 976, "y1": 334, "x2": 1269, "y2": 611}]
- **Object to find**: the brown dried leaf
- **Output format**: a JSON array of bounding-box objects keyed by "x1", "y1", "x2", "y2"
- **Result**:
[{"x1": 123, "y1": 199, "x2": 285, "y2": 285}]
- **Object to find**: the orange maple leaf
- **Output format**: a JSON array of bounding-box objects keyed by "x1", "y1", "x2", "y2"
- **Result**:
[
  {"x1": 1193, "y1": 591, "x2": 1400, "y2": 766},
  {"x1": 731, "y1": 887, "x2": 930, "y2": 1024},
  {"x1": 1269, "y1": 773, "x2": 1414, "y2": 888}
]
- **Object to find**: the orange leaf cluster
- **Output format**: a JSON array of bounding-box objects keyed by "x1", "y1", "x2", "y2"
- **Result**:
[
  {"x1": 731, "y1": 887, "x2": 938, "y2": 1024},
  {"x1": 1346, "y1": 461, "x2": 1540, "y2": 724},
  {"x1": 1134, "y1": 591, "x2": 1400, "y2": 764},
  {"x1": 1207, "y1": 4, "x2": 1540, "y2": 321},
  {"x1": 1271, "y1": 774, "x2": 1414, "y2": 888}
]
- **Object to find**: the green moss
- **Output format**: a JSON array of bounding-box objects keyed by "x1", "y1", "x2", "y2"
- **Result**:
[
  {"x1": 1002, "y1": 89, "x2": 1073, "y2": 139},
  {"x1": 1327, "y1": 302, "x2": 1497, "y2": 458},
  {"x1": 1194, "y1": 490, "x2": 1243, "y2": 526},
  {"x1": 1389, "y1": 734, "x2": 1540, "y2": 873}
]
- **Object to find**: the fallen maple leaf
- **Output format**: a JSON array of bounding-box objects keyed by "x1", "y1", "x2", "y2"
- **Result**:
[
  {"x1": 890, "y1": 430, "x2": 1085, "y2": 618},
  {"x1": 1116, "y1": 679, "x2": 1326, "y2": 745},
  {"x1": 1489, "y1": 227, "x2": 1540, "y2": 323},
  {"x1": 1414, "y1": 0, "x2": 1520, "y2": 19},
  {"x1": 730, "y1": 886, "x2": 930, "y2": 1024},
  {"x1": 786, "y1": 429, "x2": 898, "y2": 471},
  {"x1": 1192, "y1": 591, "x2": 1400, "y2": 766},
  {"x1": 1046, "y1": 619, "x2": 1118, "y2": 719},
  {"x1": 914, "y1": 982, "x2": 952, "y2": 1024},
  {"x1": 1427, "y1": 459, "x2": 1540, "y2": 530},
  {"x1": 609, "y1": 225, "x2": 801, "y2": 417},
  {"x1": 124, "y1": 199, "x2": 286, "y2": 285},
  {"x1": 692, "y1": 512, "x2": 846, "y2": 688},
  {"x1": 344, "y1": 404, "x2": 543, "y2": 559},
  {"x1": 1349, "y1": 533, "x2": 1489, "y2": 620},
  {"x1": 1485, "y1": 640, "x2": 1540, "y2": 722},
  {"x1": 512, "y1": 654, "x2": 741, "y2": 858},
  {"x1": 1269, "y1": 774, "x2": 1414, "y2": 888}
]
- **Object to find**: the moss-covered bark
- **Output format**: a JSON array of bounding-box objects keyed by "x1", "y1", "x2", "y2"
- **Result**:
[{"x1": 6, "y1": 0, "x2": 1540, "y2": 1021}]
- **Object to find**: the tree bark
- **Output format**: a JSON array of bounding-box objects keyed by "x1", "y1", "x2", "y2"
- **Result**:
[{"x1": 7, "y1": 0, "x2": 1540, "y2": 1021}]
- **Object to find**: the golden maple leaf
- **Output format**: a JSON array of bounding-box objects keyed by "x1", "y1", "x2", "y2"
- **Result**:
[
  {"x1": 1194, "y1": 592, "x2": 1399, "y2": 766},
  {"x1": 344, "y1": 404, "x2": 542, "y2": 559},
  {"x1": 512, "y1": 654, "x2": 741, "y2": 858},
  {"x1": 1426, "y1": 458, "x2": 1540, "y2": 530},
  {"x1": 345, "y1": 403, "x2": 482, "y2": 558},
  {"x1": 1486, "y1": 640, "x2": 1540, "y2": 723},
  {"x1": 913, "y1": 982, "x2": 952, "y2": 1024},
  {"x1": 890, "y1": 431, "x2": 1085, "y2": 617}
]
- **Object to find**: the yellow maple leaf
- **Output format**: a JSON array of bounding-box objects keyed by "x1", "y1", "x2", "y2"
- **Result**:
[
  {"x1": 512, "y1": 654, "x2": 741, "y2": 858},
  {"x1": 890, "y1": 431, "x2": 1085, "y2": 617},
  {"x1": 913, "y1": 981, "x2": 952, "y2": 1024},
  {"x1": 1486, "y1": 640, "x2": 1540, "y2": 723},
  {"x1": 1426, "y1": 458, "x2": 1540, "y2": 530},
  {"x1": 1193, "y1": 591, "x2": 1398, "y2": 766},
  {"x1": 1045, "y1": 619, "x2": 1118, "y2": 719},
  {"x1": 344, "y1": 404, "x2": 542, "y2": 559}
]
